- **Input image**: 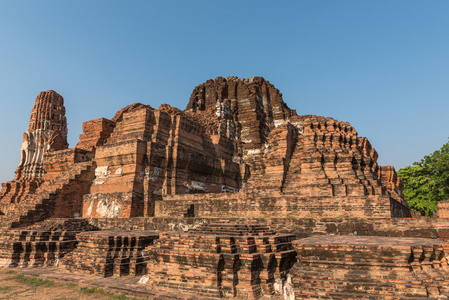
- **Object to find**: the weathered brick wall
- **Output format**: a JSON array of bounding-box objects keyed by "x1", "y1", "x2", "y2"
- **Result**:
[
  {"x1": 438, "y1": 200, "x2": 449, "y2": 219},
  {"x1": 43, "y1": 148, "x2": 93, "y2": 181},
  {"x1": 156, "y1": 192, "x2": 407, "y2": 219},
  {"x1": 81, "y1": 105, "x2": 242, "y2": 219},
  {"x1": 0, "y1": 161, "x2": 94, "y2": 228},
  {"x1": 390, "y1": 196, "x2": 412, "y2": 217},
  {"x1": 379, "y1": 165, "x2": 405, "y2": 204},
  {"x1": 60, "y1": 230, "x2": 158, "y2": 277},
  {"x1": 51, "y1": 162, "x2": 95, "y2": 218},
  {"x1": 0, "y1": 230, "x2": 78, "y2": 268},
  {"x1": 75, "y1": 117, "x2": 115, "y2": 152},
  {"x1": 83, "y1": 192, "x2": 144, "y2": 219},
  {"x1": 290, "y1": 235, "x2": 449, "y2": 299},
  {"x1": 86, "y1": 217, "x2": 449, "y2": 242},
  {"x1": 186, "y1": 77, "x2": 293, "y2": 159}
]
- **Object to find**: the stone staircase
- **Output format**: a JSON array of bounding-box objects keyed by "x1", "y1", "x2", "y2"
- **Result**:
[{"x1": 0, "y1": 161, "x2": 94, "y2": 229}]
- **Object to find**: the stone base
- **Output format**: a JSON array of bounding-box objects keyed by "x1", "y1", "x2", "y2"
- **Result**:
[
  {"x1": 290, "y1": 235, "x2": 449, "y2": 299},
  {"x1": 145, "y1": 221, "x2": 297, "y2": 299},
  {"x1": 0, "y1": 229, "x2": 78, "y2": 268},
  {"x1": 60, "y1": 230, "x2": 159, "y2": 277}
]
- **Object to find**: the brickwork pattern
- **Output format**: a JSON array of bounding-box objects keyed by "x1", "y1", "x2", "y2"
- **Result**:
[
  {"x1": 86, "y1": 216, "x2": 449, "y2": 243},
  {"x1": 0, "y1": 161, "x2": 94, "y2": 228},
  {"x1": 290, "y1": 235, "x2": 449, "y2": 299},
  {"x1": 438, "y1": 200, "x2": 449, "y2": 219},
  {"x1": 0, "y1": 229, "x2": 77, "y2": 268},
  {"x1": 61, "y1": 230, "x2": 158, "y2": 277},
  {"x1": 0, "y1": 219, "x2": 96, "y2": 268},
  {"x1": 145, "y1": 221, "x2": 296, "y2": 299}
]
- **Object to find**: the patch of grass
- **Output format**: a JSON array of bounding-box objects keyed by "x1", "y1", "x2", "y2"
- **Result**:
[
  {"x1": 79, "y1": 286, "x2": 140, "y2": 299},
  {"x1": 65, "y1": 282, "x2": 78, "y2": 288},
  {"x1": 102, "y1": 291, "x2": 141, "y2": 300},
  {"x1": 5, "y1": 269, "x2": 16, "y2": 274},
  {"x1": 80, "y1": 287, "x2": 139, "y2": 300},
  {"x1": 5, "y1": 291, "x2": 21, "y2": 299},
  {"x1": 4, "y1": 287, "x2": 34, "y2": 299},
  {"x1": 80, "y1": 287, "x2": 99, "y2": 294},
  {"x1": 0, "y1": 286, "x2": 12, "y2": 292},
  {"x1": 112, "y1": 294, "x2": 132, "y2": 300},
  {"x1": 14, "y1": 274, "x2": 55, "y2": 287}
]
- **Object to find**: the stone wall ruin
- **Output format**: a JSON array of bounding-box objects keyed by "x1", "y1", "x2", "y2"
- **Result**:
[{"x1": 0, "y1": 77, "x2": 445, "y2": 300}]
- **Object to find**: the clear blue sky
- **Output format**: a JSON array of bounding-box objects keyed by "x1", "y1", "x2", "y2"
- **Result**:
[{"x1": 1, "y1": 1, "x2": 448, "y2": 183}]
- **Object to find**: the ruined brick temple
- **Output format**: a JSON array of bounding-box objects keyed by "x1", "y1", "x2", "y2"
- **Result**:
[{"x1": 1, "y1": 77, "x2": 449, "y2": 299}]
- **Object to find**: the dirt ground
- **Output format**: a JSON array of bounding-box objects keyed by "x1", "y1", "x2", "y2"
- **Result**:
[{"x1": 0, "y1": 268, "x2": 141, "y2": 300}]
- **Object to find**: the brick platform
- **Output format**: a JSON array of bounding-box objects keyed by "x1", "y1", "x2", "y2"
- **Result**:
[
  {"x1": 86, "y1": 216, "x2": 449, "y2": 243},
  {"x1": 0, "y1": 160, "x2": 94, "y2": 229},
  {"x1": 144, "y1": 221, "x2": 296, "y2": 299},
  {"x1": 290, "y1": 235, "x2": 449, "y2": 299},
  {"x1": 0, "y1": 218, "x2": 98, "y2": 268},
  {"x1": 60, "y1": 230, "x2": 159, "y2": 277},
  {"x1": 0, "y1": 229, "x2": 78, "y2": 268},
  {"x1": 12, "y1": 266, "x2": 221, "y2": 300}
]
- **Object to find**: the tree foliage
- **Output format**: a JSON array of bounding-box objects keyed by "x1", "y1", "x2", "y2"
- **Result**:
[{"x1": 398, "y1": 138, "x2": 449, "y2": 217}]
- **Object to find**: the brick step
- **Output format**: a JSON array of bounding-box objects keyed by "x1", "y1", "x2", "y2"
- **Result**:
[
  {"x1": 167, "y1": 232, "x2": 294, "y2": 242},
  {"x1": 3, "y1": 161, "x2": 94, "y2": 229},
  {"x1": 200, "y1": 223, "x2": 272, "y2": 229},
  {"x1": 190, "y1": 229, "x2": 277, "y2": 236},
  {"x1": 0, "y1": 230, "x2": 79, "y2": 268},
  {"x1": 146, "y1": 279, "x2": 223, "y2": 298},
  {"x1": 0, "y1": 232, "x2": 77, "y2": 242},
  {"x1": 0, "y1": 229, "x2": 78, "y2": 242},
  {"x1": 294, "y1": 290, "x2": 429, "y2": 300},
  {"x1": 63, "y1": 255, "x2": 148, "y2": 277},
  {"x1": 154, "y1": 242, "x2": 295, "y2": 255},
  {"x1": 61, "y1": 230, "x2": 158, "y2": 278},
  {"x1": 194, "y1": 226, "x2": 275, "y2": 232},
  {"x1": 292, "y1": 265, "x2": 449, "y2": 298},
  {"x1": 293, "y1": 277, "x2": 429, "y2": 297},
  {"x1": 27, "y1": 218, "x2": 99, "y2": 231},
  {"x1": 294, "y1": 270, "x2": 422, "y2": 284}
]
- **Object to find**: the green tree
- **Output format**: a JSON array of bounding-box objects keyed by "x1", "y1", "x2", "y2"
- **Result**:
[{"x1": 398, "y1": 138, "x2": 449, "y2": 217}]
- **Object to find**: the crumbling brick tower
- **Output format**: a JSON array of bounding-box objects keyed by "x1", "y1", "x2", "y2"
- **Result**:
[
  {"x1": 0, "y1": 91, "x2": 95, "y2": 228},
  {"x1": 0, "y1": 90, "x2": 68, "y2": 206}
]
